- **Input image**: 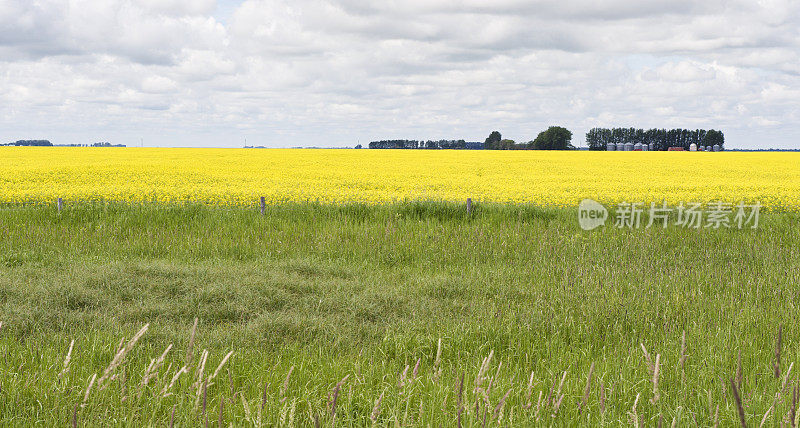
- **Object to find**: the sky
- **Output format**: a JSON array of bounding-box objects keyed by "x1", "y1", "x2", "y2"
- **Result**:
[{"x1": 1, "y1": 0, "x2": 798, "y2": 149}]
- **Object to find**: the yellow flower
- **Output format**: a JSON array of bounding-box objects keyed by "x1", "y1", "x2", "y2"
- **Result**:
[{"x1": 1, "y1": 147, "x2": 798, "y2": 210}]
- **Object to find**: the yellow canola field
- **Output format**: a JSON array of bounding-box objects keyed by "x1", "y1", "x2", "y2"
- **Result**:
[{"x1": 1, "y1": 147, "x2": 799, "y2": 209}]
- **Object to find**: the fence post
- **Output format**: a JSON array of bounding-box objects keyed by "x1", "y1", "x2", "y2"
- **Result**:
[
  {"x1": 260, "y1": 196, "x2": 266, "y2": 215},
  {"x1": 466, "y1": 198, "x2": 472, "y2": 215},
  {"x1": 57, "y1": 197, "x2": 63, "y2": 212}
]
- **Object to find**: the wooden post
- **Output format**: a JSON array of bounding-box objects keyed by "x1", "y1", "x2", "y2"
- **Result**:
[
  {"x1": 57, "y1": 197, "x2": 63, "y2": 212},
  {"x1": 466, "y1": 198, "x2": 472, "y2": 215},
  {"x1": 260, "y1": 196, "x2": 266, "y2": 215}
]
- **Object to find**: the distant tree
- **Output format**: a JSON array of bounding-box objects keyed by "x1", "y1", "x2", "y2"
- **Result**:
[
  {"x1": 13, "y1": 140, "x2": 52, "y2": 146},
  {"x1": 497, "y1": 139, "x2": 517, "y2": 150},
  {"x1": 585, "y1": 128, "x2": 610, "y2": 150},
  {"x1": 355, "y1": 144, "x2": 362, "y2": 149},
  {"x1": 703, "y1": 129, "x2": 725, "y2": 148},
  {"x1": 484, "y1": 131, "x2": 502, "y2": 150},
  {"x1": 531, "y1": 126, "x2": 573, "y2": 150},
  {"x1": 584, "y1": 127, "x2": 723, "y2": 150}
]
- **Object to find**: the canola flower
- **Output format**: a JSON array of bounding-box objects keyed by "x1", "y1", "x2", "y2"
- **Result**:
[{"x1": 1, "y1": 147, "x2": 799, "y2": 210}]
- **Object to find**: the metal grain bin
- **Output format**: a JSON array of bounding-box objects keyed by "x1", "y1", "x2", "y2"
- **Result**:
[{"x1": 607, "y1": 143, "x2": 616, "y2": 151}]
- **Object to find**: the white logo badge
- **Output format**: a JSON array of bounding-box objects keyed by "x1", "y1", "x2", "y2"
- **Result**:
[{"x1": 578, "y1": 199, "x2": 608, "y2": 230}]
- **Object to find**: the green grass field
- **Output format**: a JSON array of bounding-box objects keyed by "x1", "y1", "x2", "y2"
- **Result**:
[{"x1": 1, "y1": 203, "x2": 799, "y2": 426}]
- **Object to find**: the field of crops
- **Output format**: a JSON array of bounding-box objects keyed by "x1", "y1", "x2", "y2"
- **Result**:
[
  {"x1": 2, "y1": 147, "x2": 799, "y2": 209},
  {"x1": 2, "y1": 148, "x2": 800, "y2": 426}
]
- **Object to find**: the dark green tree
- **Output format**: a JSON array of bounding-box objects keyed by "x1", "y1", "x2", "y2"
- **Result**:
[
  {"x1": 532, "y1": 126, "x2": 573, "y2": 150},
  {"x1": 484, "y1": 131, "x2": 502, "y2": 150},
  {"x1": 498, "y1": 139, "x2": 517, "y2": 150}
]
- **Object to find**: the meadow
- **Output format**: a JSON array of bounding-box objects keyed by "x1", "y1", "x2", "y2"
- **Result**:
[
  {"x1": 1, "y1": 149, "x2": 799, "y2": 426},
  {"x1": 0, "y1": 202, "x2": 798, "y2": 426}
]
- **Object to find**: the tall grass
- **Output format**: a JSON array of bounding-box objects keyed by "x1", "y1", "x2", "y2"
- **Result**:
[{"x1": 0, "y1": 202, "x2": 799, "y2": 425}]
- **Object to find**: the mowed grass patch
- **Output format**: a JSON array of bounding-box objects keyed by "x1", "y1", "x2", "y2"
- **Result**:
[{"x1": 0, "y1": 202, "x2": 799, "y2": 426}]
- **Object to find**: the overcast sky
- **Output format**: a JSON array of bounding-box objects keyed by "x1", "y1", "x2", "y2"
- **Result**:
[{"x1": 1, "y1": 0, "x2": 798, "y2": 148}]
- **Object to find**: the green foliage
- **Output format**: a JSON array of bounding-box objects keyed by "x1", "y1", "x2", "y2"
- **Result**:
[
  {"x1": 484, "y1": 130, "x2": 502, "y2": 150},
  {"x1": 531, "y1": 126, "x2": 574, "y2": 150},
  {"x1": 587, "y1": 127, "x2": 725, "y2": 150}
]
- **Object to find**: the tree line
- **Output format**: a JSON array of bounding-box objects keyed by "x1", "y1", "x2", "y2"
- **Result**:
[
  {"x1": 484, "y1": 127, "x2": 574, "y2": 150},
  {"x1": 368, "y1": 126, "x2": 575, "y2": 150},
  {"x1": 368, "y1": 139, "x2": 481, "y2": 149},
  {"x1": 585, "y1": 128, "x2": 724, "y2": 151},
  {"x1": 2, "y1": 140, "x2": 53, "y2": 146}
]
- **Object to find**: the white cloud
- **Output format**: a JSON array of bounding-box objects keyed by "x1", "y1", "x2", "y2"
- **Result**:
[{"x1": 1, "y1": 0, "x2": 799, "y2": 148}]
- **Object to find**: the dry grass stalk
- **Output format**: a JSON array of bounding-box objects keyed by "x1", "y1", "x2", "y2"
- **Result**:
[
  {"x1": 795, "y1": 389, "x2": 800, "y2": 428},
  {"x1": 555, "y1": 370, "x2": 566, "y2": 403},
  {"x1": 120, "y1": 366, "x2": 127, "y2": 401},
  {"x1": 433, "y1": 338, "x2": 442, "y2": 382},
  {"x1": 730, "y1": 378, "x2": 747, "y2": 427},
  {"x1": 641, "y1": 344, "x2": 654, "y2": 375},
  {"x1": 72, "y1": 402, "x2": 78, "y2": 428},
  {"x1": 96, "y1": 323, "x2": 149, "y2": 390},
  {"x1": 208, "y1": 350, "x2": 235, "y2": 387},
  {"x1": 329, "y1": 374, "x2": 349, "y2": 427},
  {"x1": 792, "y1": 383, "x2": 798, "y2": 428},
  {"x1": 679, "y1": 330, "x2": 688, "y2": 384},
  {"x1": 760, "y1": 404, "x2": 772, "y2": 428},
  {"x1": 712, "y1": 404, "x2": 719, "y2": 428},
  {"x1": 193, "y1": 349, "x2": 209, "y2": 391},
  {"x1": 474, "y1": 350, "x2": 494, "y2": 392},
  {"x1": 493, "y1": 388, "x2": 511, "y2": 423},
  {"x1": 782, "y1": 363, "x2": 795, "y2": 394},
  {"x1": 487, "y1": 362, "x2": 502, "y2": 395},
  {"x1": 161, "y1": 365, "x2": 188, "y2": 397},
  {"x1": 457, "y1": 373, "x2": 464, "y2": 428},
  {"x1": 551, "y1": 371, "x2": 567, "y2": 418},
  {"x1": 288, "y1": 399, "x2": 297, "y2": 426},
  {"x1": 202, "y1": 379, "x2": 208, "y2": 424},
  {"x1": 775, "y1": 324, "x2": 783, "y2": 378},
  {"x1": 736, "y1": 350, "x2": 743, "y2": 390},
  {"x1": 524, "y1": 371, "x2": 535, "y2": 409},
  {"x1": 628, "y1": 393, "x2": 640, "y2": 428},
  {"x1": 186, "y1": 317, "x2": 198, "y2": 365},
  {"x1": 83, "y1": 373, "x2": 97, "y2": 406},
  {"x1": 599, "y1": 382, "x2": 606, "y2": 414},
  {"x1": 412, "y1": 357, "x2": 421, "y2": 379},
  {"x1": 262, "y1": 380, "x2": 268, "y2": 410},
  {"x1": 280, "y1": 365, "x2": 295, "y2": 403},
  {"x1": 140, "y1": 343, "x2": 173, "y2": 395},
  {"x1": 398, "y1": 365, "x2": 409, "y2": 389},
  {"x1": 59, "y1": 339, "x2": 75, "y2": 379},
  {"x1": 256, "y1": 380, "x2": 267, "y2": 427},
  {"x1": 370, "y1": 391, "x2": 384, "y2": 424},
  {"x1": 240, "y1": 393, "x2": 252, "y2": 423},
  {"x1": 194, "y1": 351, "x2": 209, "y2": 408},
  {"x1": 170, "y1": 404, "x2": 176, "y2": 428},
  {"x1": 651, "y1": 354, "x2": 661, "y2": 404},
  {"x1": 578, "y1": 362, "x2": 594, "y2": 414},
  {"x1": 115, "y1": 337, "x2": 126, "y2": 355}
]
